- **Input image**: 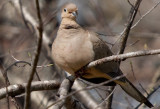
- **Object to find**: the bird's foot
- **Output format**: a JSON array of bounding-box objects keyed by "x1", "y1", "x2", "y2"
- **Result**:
[{"x1": 75, "y1": 65, "x2": 88, "y2": 78}]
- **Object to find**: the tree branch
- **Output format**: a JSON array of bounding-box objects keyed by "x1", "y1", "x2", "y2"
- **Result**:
[
  {"x1": 24, "y1": 0, "x2": 43, "y2": 108},
  {"x1": 88, "y1": 49, "x2": 160, "y2": 69},
  {"x1": 0, "y1": 80, "x2": 60, "y2": 100},
  {"x1": 118, "y1": 0, "x2": 142, "y2": 54},
  {"x1": 51, "y1": 78, "x2": 74, "y2": 109},
  {"x1": 5, "y1": 61, "x2": 41, "y2": 81}
]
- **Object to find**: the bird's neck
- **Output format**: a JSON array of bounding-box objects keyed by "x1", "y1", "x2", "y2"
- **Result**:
[{"x1": 60, "y1": 18, "x2": 80, "y2": 29}]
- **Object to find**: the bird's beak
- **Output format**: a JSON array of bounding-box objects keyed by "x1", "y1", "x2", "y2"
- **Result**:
[{"x1": 72, "y1": 11, "x2": 78, "y2": 17}]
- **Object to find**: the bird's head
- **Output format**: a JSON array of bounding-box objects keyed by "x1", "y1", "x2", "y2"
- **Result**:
[{"x1": 61, "y1": 3, "x2": 78, "y2": 20}]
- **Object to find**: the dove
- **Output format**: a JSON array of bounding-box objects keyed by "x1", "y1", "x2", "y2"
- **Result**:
[{"x1": 52, "y1": 3, "x2": 153, "y2": 108}]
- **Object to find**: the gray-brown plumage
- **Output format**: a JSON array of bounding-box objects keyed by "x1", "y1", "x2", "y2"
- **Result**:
[{"x1": 52, "y1": 3, "x2": 153, "y2": 108}]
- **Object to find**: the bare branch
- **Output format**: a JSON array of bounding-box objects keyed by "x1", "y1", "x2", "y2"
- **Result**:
[
  {"x1": 106, "y1": 86, "x2": 114, "y2": 109},
  {"x1": 24, "y1": 0, "x2": 43, "y2": 108},
  {"x1": 0, "y1": 80, "x2": 60, "y2": 100},
  {"x1": 52, "y1": 78, "x2": 73, "y2": 109},
  {"x1": 95, "y1": 87, "x2": 116, "y2": 109},
  {"x1": 88, "y1": 49, "x2": 160, "y2": 69},
  {"x1": 5, "y1": 61, "x2": 41, "y2": 81},
  {"x1": 127, "y1": 0, "x2": 134, "y2": 8},
  {"x1": 118, "y1": 0, "x2": 142, "y2": 54},
  {"x1": 130, "y1": 62, "x2": 148, "y2": 95}
]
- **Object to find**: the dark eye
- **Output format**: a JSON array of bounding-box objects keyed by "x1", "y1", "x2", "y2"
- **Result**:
[{"x1": 64, "y1": 8, "x2": 67, "y2": 12}]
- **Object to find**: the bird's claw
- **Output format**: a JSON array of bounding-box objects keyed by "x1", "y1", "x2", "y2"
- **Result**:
[{"x1": 75, "y1": 65, "x2": 87, "y2": 78}]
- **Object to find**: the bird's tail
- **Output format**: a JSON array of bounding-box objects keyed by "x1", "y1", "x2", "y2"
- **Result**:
[{"x1": 117, "y1": 78, "x2": 153, "y2": 108}]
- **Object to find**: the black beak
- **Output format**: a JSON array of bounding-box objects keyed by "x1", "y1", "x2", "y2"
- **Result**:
[{"x1": 72, "y1": 11, "x2": 78, "y2": 17}]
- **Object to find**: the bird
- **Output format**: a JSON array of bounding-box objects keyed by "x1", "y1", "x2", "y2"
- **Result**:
[{"x1": 52, "y1": 3, "x2": 153, "y2": 108}]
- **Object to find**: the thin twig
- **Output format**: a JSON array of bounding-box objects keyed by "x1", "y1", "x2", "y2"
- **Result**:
[
  {"x1": 11, "y1": 51, "x2": 52, "y2": 69},
  {"x1": 95, "y1": 87, "x2": 116, "y2": 109},
  {"x1": 5, "y1": 61, "x2": 41, "y2": 81},
  {"x1": 106, "y1": 86, "x2": 115, "y2": 109},
  {"x1": 18, "y1": 0, "x2": 33, "y2": 32},
  {"x1": 130, "y1": 62, "x2": 149, "y2": 96},
  {"x1": 127, "y1": 0, "x2": 134, "y2": 8},
  {"x1": 10, "y1": 51, "x2": 41, "y2": 80},
  {"x1": 36, "y1": 64, "x2": 53, "y2": 68},
  {"x1": 131, "y1": 1, "x2": 160, "y2": 29},
  {"x1": 128, "y1": 40, "x2": 140, "y2": 47},
  {"x1": 135, "y1": 85, "x2": 160, "y2": 109},
  {"x1": 24, "y1": 0, "x2": 43, "y2": 108}
]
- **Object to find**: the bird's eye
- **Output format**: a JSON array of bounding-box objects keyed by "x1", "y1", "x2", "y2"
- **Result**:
[{"x1": 64, "y1": 8, "x2": 67, "y2": 12}]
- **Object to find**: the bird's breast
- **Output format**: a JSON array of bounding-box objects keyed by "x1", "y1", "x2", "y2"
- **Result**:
[{"x1": 52, "y1": 32, "x2": 94, "y2": 75}]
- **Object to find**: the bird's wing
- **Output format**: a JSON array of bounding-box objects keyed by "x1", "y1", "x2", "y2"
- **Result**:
[{"x1": 83, "y1": 31, "x2": 125, "y2": 84}]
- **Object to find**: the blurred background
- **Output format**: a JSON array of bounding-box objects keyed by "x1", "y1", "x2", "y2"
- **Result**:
[{"x1": 0, "y1": 0, "x2": 160, "y2": 108}]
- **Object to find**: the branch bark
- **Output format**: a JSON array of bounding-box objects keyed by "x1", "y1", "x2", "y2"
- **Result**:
[
  {"x1": 88, "y1": 49, "x2": 160, "y2": 70},
  {"x1": 0, "y1": 80, "x2": 60, "y2": 100},
  {"x1": 51, "y1": 79, "x2": 73, "y2": 109},
  {"x1": 24, "y1": 0, "x2": 43, "y2": 108},
  {"x1": 118, "y1": 0, "x2": 142, "y2": 54}
]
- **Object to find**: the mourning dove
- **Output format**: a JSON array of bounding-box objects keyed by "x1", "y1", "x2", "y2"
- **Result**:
[{"x1": 52, "y1": 3, "x2": 153, "y2": 108}]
